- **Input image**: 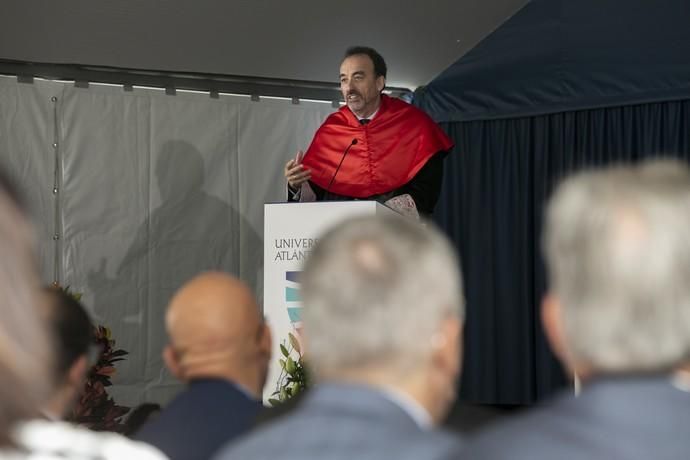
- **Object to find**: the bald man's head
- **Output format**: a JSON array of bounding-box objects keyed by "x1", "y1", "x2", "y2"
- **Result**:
[{"x1": 163, "y1": 272, "x2": 271, "y2": 397}]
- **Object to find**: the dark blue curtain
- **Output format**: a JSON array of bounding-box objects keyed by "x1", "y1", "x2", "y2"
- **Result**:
[{"x1": 437, "y1": 99, "x2": 690, "y2": 405}]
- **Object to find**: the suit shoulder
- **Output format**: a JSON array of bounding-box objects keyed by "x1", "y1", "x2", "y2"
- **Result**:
[
  {"x1": 464, "y1": 399, "x2": 581, "y2": 459},
  {"x1": 216, "y1": 417, "x2": 462, "y2": 460},
  {"x1": 397, "y1": 429, "x2": 463, "y2": 459}
]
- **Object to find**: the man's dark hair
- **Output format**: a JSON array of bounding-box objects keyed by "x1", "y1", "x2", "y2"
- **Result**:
[
  {"x1": 46, "y1": 288, "x2": 94, "y2": 377},
  {"x1": 344, "y1": 46, "x2": 387, "y2": 78}
]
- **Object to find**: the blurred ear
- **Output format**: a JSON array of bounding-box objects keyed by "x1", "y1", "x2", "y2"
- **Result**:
[
  {"x1": 163, "y1": 345, "x2": 183, "y2": 380},
  {"x1": 432, "y1": 316, "x2": 462, "y2": 379},
  {"x1": 376, "y1": 75, "x2": 386, "y2": 93},
  {"x1": 259, "y1": 323, "x2": 272, "y2": 361},
  {"x1": 541, "y1": 293, "x2": 568, "y2": 364},
  {"x1": 67, "y1": 355, "x2": 89, "y2": 388}
]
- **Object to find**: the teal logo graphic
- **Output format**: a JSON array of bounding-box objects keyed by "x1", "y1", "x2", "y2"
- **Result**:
[{"x1": 285, "y1": 271, "x2": 302, "y2": 324}]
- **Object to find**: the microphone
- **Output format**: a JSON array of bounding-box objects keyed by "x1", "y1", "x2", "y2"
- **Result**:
[{"x1": 325, "y1": 138, "x2": 358, "y2": 195}]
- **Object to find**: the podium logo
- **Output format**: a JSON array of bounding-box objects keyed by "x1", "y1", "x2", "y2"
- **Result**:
[{"x1": 285, "y1": 271, "x2": 302, "y2": 326}]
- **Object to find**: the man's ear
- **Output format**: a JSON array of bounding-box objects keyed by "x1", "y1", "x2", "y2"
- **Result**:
[
  {"x1": 163, "y1": 345, "x2": 183, "y2": 380},
  {"x1": 432, "y1": 316, "x2": 462, "y2": 378},
  {"x1": 541, "y1": 293, "x2": 568, "y2": 365},
  {"x1": 259, "y1": 323, "x2": 272, "y2": 361},
  {"x1": 67, "y1": 355, "x2": 89, "y2": 388},
  {"x1": 376, "y1": 75, "x2": 386, "y2": 93}
]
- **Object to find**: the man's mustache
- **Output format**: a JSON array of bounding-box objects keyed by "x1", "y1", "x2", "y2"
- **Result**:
[{"x1": 346, "y1": 91, "x2": 361, "y2": 98}]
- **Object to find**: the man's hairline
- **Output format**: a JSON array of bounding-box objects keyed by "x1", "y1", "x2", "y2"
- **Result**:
[{"x1": 340, "y1": 53, "x2": 386, "y2": 79}]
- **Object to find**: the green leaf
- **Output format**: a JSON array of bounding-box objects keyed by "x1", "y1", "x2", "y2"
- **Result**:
[
  {"x1": 279, "y1": 359, "x2": 286, "y2": 370},
  {"x1": 280, "y1": 344, "x2": 289, "y2": 358},
  {"x1": 285, "y1": 357, "x2": 297, "y2": 375},
  {"x1": 279, "y1": 388, "x2": 288, "y2": 401},
  {"x1": 288, "y1": 333, "x2": 301, "y2": 354},
  {"x1": 268, "y1": 398, "x2": 282, "y2": 407},
  {"x1": 290, "y1": 381, "x2": 301, "y2": 395}
]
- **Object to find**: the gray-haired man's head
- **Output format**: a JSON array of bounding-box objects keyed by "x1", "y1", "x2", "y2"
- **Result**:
[
  {"x1": 542, "y1": 159, "x2": 690, "y2": 376},
  {"x1": 300, "y1": 215, "x2": 464, "y2": 423}
]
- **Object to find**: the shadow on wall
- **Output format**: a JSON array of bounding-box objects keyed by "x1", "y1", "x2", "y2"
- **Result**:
[{"x1": 86, "y1": 140, "x2": 261, "y2": 403}]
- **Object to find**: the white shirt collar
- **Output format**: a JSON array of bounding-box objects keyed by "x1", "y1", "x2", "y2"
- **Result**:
[
  {"x1": 671, "y1": 369, "x2": 690, "y2": 393},
  {"x1": 378, "y1": 385, "x2": 433, "y2": 430},
  {"x1": 355, "y1": 107, "x2": 379, "y2": 122}
]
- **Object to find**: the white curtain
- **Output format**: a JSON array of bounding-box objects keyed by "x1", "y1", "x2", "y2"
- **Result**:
[{"x1": 0, "y1": 75, "x2": 333, "y2": 406}]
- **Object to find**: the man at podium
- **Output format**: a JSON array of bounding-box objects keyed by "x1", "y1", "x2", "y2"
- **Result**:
[{"x1": 285, "y1": 46, "x2": 453, "y2": 216}]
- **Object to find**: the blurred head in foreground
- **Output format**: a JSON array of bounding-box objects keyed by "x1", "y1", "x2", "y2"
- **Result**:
[
  {"x1": 542, "y1": 159, "x2": 690, "y2": 379},
  {"x1": 43, "y1": 288, "x2": 95, "y2": 419},
  {"x1": 301, "y1": 215, "x2": 464, "y2": 424},
  {"x1": 163, "y1": 272, "x2": 272, "y2": 398},
  {"x1": 0, "y1": 171, "x2": 51, "y2": 445}
]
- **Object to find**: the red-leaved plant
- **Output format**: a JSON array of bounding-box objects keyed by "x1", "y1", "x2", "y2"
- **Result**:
[
  {"x1": 68, "y1": 325, "x2": 131, "y2": 432},
  {"x1": 56, "y1": 285, "x2": 131, "y2": 432}
]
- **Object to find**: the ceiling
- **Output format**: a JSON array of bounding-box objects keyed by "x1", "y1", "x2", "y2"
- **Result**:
[{"x1": 0, "y1": 0, "x2": 529, "y2": 91}]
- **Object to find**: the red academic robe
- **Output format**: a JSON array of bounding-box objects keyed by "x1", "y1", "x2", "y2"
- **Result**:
[{"x1": 301, "y1": 95, "x2": 453, "y2": 199}]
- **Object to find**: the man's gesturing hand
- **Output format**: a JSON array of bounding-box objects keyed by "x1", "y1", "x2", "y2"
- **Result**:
[{"x1": 285, "y1": 151, "x2": 311, "y2": 189}]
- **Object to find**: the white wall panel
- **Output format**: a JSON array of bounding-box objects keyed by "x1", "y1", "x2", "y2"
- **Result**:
[
  {"x1": 0, "y1": 76, "x2": 333, "y2": 407},
  {"x1": 0, "y1": 76, "x2": 63, "y2": 282}
]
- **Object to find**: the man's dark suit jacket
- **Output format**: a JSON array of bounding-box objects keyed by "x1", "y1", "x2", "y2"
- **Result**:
[
  {"x1": 134, "y1": 378, "x2": 261, "y2": 460},
  {"x1": 465, "y1": 375, "x2": 690, "y2": 460}
]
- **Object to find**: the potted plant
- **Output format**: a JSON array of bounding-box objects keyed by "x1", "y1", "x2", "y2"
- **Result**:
[{"x1": 269, "y1": 332, "x2": 309, "y2": 406}]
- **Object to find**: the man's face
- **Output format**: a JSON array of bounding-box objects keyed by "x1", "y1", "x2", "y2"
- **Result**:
[{"x1": 340, "y1": 54, "x2": 385, "y2": 118}]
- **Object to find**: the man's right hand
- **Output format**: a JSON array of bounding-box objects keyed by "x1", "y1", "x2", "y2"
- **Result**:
[{"x1": 285, "y1": 151, "x2": 311, "y2": 189}]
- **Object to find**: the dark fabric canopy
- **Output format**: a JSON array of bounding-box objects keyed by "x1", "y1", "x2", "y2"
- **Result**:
[
  {"x1": 416, "y1": 0, "x2": 690, "y2": 405},
  {"x1": 417, "y1": 0, "x2": 690, "y2": 122}
]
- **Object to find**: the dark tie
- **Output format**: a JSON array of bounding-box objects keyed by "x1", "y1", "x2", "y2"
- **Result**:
[{"x1": 359, "y1": 119, "x2": 370, "y2": 125}]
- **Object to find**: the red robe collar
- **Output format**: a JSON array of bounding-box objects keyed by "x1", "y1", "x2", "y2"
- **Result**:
[{"x1": 301, "y1": 95, "x2": 453, "y2": 198}]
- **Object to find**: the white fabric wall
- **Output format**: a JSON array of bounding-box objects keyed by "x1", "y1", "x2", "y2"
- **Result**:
[{"x1": 0, "y1": 75, "x2": 333, "y2": 406}]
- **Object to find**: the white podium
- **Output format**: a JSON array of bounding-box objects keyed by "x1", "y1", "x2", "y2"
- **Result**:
[{"x1": 262, "y1": 201, "x2": 396, "y2": 401}]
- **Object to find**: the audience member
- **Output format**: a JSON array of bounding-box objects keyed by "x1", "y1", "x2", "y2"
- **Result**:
[
  {"x1": 465, "y1": 159, "x2": 690, "y2": 459},
  {"x1": 0, "y1": 170, "x2": 166, "y2": 459},
  {"x1": 0, "y1": 167, "x2": 52, "y2": 447},
  {"x1": 215, "y1": 215, "x2": 465, "y2": 460},
  {"x1": 135, "y1": 272, "x2": 271, "y2": 460},
  {"x1": 42, "y1": 288, "x2": 95, "y2": 420}
]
